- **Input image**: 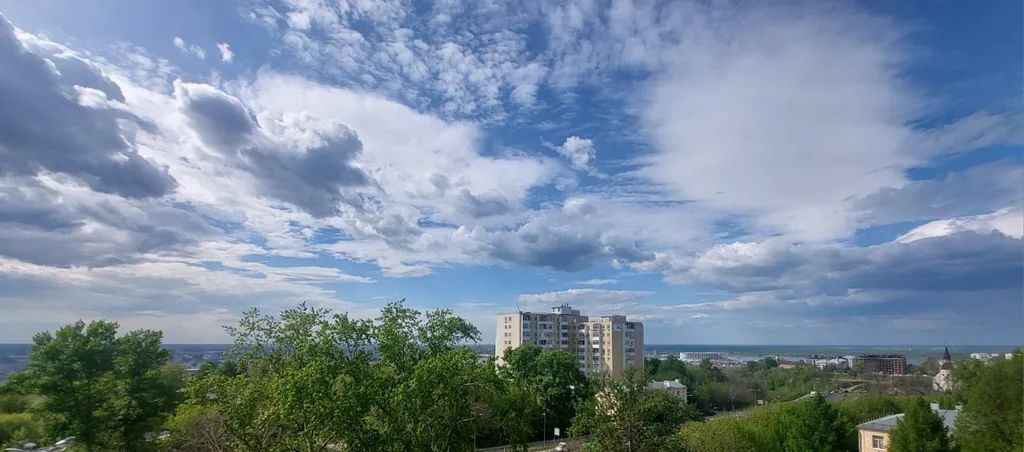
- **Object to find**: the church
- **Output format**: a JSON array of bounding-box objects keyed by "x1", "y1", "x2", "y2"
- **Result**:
[{"x1": 932, "y1": 347, "x2": 953, "y2": 392}]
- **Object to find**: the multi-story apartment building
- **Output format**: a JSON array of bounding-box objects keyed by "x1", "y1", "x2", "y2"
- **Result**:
[
  {"x1": 495, "y1": 304, "x2": 644, "y2": 377},
  {"x1": 851, "y1": 354, "x2": 908, "y2": 375}
]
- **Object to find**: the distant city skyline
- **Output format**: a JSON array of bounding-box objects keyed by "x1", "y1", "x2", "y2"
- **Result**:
[{"x1": 0, "y1": 1, "x2": 1020, "y2": 345}]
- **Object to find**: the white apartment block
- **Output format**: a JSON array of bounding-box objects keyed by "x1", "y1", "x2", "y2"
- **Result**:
[{"x1": 495, "y1": 304, "x2": 644, "y2": 376}]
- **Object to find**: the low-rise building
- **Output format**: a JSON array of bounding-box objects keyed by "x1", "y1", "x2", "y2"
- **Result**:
[
  {"x1": 678, "y1": 351, "x2": 726, "y2": 363},
  {"x1": 857, "y1": 402, "x2": 959, "y2": 452},
  {"x1": 811, "y1": 356, "x2": 849, "y2": 370},
  {"x1": 647, "y1": 379, "x2": 687, "y2": 403}
]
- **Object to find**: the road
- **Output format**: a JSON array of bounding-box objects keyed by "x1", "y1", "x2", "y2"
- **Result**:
[{"x1": 476, "y1": 436, "x2": 588, "y2": 452}]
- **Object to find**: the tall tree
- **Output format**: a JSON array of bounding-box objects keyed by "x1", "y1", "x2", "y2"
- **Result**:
[
  {"x1": 954, "y1": 351, "x2": 1023, "y2": 452},
  {"x1": 571, "y1": 368, "x2": 696, "y2": 451},
  {"x1": 185, "y1": 303, "x2": 377, "y2": 452},
  {"x1": 502, "y1": 344, "x2": 590, "y2": 437},
  {"x1": 888, "y1": 398, "x2": 951, "y2": 452},
  {"x1": 24, "y1": 320, "x2": 174, "y2": 451},
  {"x1": 782, "y1": 393, "x2": 854, "y2": 452},
  {"x1": 110, "y1": 329, "x2": 174, "y2": 451}
]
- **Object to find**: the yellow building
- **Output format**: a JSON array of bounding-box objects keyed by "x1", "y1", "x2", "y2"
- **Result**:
[
  {"x1": 856, "y1": 403, "x2": 959, "y2": 451},
  {"x1": 495, "y1": 304, "x2": 643, "y2": 376}
]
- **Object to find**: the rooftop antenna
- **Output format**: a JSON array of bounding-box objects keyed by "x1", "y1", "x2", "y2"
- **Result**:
[{"x1": 515, "y1": 301, "x2": 522, "y2": 314}]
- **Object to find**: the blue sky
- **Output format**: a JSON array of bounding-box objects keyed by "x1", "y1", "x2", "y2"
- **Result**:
[{"x1": 0, "y1": 0, "x2": 1020, "y2": 345}]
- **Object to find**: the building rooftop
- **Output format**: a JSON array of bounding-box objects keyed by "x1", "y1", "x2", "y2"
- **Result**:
[
  {"x1": 858, "y1": 406, "x2": 959, "y2": 432},
  {"x1": 647, "y1": 379, "x2": 686, "y2": 390}
]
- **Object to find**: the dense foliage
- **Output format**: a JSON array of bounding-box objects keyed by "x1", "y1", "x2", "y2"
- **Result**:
[
  {"x1": 571, "y1": 368, "x2": 698, "y2": 451},
  {"x1": 672, "y1": 394, "x2": 855, "y2": 452},
  {"x1": 1, "y1": 306, "x2": 1019, "y2": 451},
  {"x1": 954, "y1": 351, "x2": 1023, "y2": 451},
  {"x1": 169, "y1": 301, "x2": 596, "y2": 451},
  {"x1": 645, "y1": 355, "x2": 839, "y2": 414},
  {"x1": 4, "y1": 321, "x2": 183, "y2": 451},
  {"x1": 888, "y1": 397, "x2": 951, "y2": 452}
]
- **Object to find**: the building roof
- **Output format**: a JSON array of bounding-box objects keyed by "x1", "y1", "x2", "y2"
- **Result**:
[
  {"x1": 858, "y1": 408, "x2": 959, "y2": 433},
  {"x1": 648, "y1": 379, "x2": 686, "y2": 390}
]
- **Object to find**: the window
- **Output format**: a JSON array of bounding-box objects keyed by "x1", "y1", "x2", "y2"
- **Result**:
[
  {"x1": 872, "y1": 435, "x2": 885, "y2": 449},
  {"x1": 560, "y1": 324, "x2": 569, "y2": 330}
]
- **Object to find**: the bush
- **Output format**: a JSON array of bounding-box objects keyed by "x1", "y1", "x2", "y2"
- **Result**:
[
  {"x1": 0, "y1": 394, "x2": 38, "y2": 414},
  {"x1": 0, "y1": 412, "x2": 44, "y2": 448}
]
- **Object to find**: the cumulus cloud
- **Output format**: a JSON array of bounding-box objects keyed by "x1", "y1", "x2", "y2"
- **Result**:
[
  {"x1": 556, "y1": 136, "x2": 596, "y2": 171},
  {"x1": 173, "y1": 80, "x2": 372, "y2": 217},
  {"x1": 217, "y1": 42, "x2": 234, "y2": 62},
  {"x1": 0, "y1": 177, "x2": 214, "y2": 268},
  {"x1": 641, "y1": 215, "x2": 1023, "y2": 305},
  {"x1": 0, "y1": 5, "x2": 1020, "y2": 344},
  {"x1": 895, "y1": 207, "x2": 1023, "y2": 244},
  {"x1": 0, "y1": 15, "x2": 176, "y2": 198}
]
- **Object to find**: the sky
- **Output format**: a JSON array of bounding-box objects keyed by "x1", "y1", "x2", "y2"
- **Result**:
[{"x1": 0, "y1": 0, "x2": 1020, "y2": 345}]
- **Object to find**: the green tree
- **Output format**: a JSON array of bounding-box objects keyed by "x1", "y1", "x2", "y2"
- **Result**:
[
  {"x1": 0, "y1": 412, "x2": 43, "y2": 449},
  {"x1": 186, "y1": 302, "x2": 377, "y2": 452},
  {"x1": 571, "y1": 368, "x2": 696, "y2": 451},
  {"x1": 954, "y1": 351, "x2": 1023, "y2": 452},
  {"x1": 833, "y1": 393, "x2": 904, "y2": 424},
  {"x1": 110, "y1": 329, "x2": 176, "y2": 450},
  {"x1": 645, "y1": 357, "x2": 661, "y2": 376},
  {"x1": 672, "y1": 402, "x2": 797, "y2": 452},
  {"x1": 368, "y1": 302, "x2": 485, "y2": 451},
  {"x1": 782, "y1": 394, "x2": 854, "y2": 452},
  {"x1": 501, "y1": 344, "x2": 591, "y2": 439},
  {"x1": 23, "y1": 320, "x2": 175, "y2": 451},
  {"x1": 180, "y1": 300, "x2": 492, "y2": 452},
  {"x1": 888, "y1": 398, "x2": 951, "y2": 452},
  {"x1": 26, "y1": 320, "x2": 117, "y2": 450},
  {"x1": 485, "y1": 373, "x2": 540, "y2": 451},
  {"x1": 373, "y1": 348, "x2": 492, "y2": 451},
  {"x1": 162, "y1": 404, "x2": 230, "y2": 452}
]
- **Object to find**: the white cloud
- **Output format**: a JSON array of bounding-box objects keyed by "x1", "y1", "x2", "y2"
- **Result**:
[
  {"x1": 895, "y1": 207, "x2": 1023, "y2": 243},
  {"x1": 640, "y1": 4, "x2": 915, "y2": 241},
  {"x1": 217, "y1": 42, "x2": 234, "y2": 62},
  {"x1": 518, "y1": 288, "x2": 652, "y2": 307},
  {"x1": 172, "y1": 36, "x2": 206, "y2": 59},
  {"x1": 578, "y1": 278, "x2": 617, "y2": 286},
  {"x1": 556, "y1": 136, "x2": 596, "y2": 171},
  {"x1": 910, "y1": 112, "x2": 1024, "y2": 159}
]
